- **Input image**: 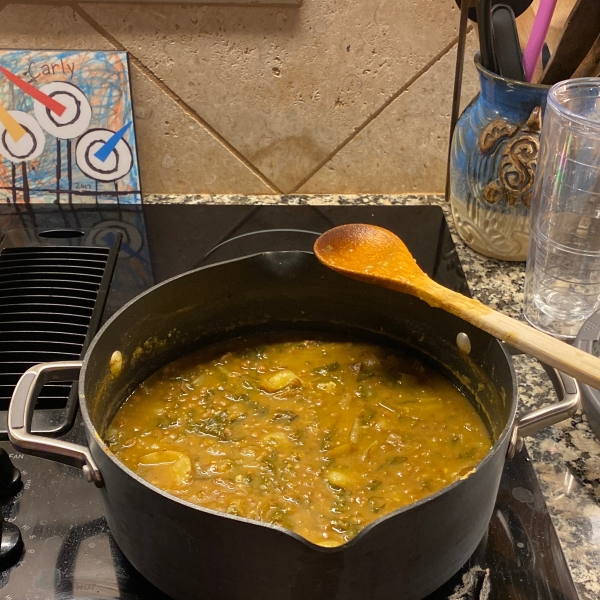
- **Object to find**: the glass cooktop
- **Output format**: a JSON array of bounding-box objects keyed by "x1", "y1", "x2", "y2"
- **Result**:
[{"x1": 0, "y1": 201, "x2": 578, "y2": 600}]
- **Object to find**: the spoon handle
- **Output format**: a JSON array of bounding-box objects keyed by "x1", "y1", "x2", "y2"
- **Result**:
[{"x1": 437, "y1": 287, "x2": 600, "y2": 389}]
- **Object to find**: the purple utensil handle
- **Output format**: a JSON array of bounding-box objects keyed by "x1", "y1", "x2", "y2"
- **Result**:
[{"x1": 523, "y1": 0, "x2": 558, "y2": 81}]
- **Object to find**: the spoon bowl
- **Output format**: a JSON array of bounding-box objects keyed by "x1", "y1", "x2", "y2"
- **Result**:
[
  {"x1": 314, "y1": 223, "x2": 430, "y2": 296},
  {"x1": 315, "y1": 223, "x2": 600, "y2": 391}
]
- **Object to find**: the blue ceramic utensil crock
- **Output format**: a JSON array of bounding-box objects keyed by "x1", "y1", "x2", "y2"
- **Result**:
[{"x1": 449, "y1": 54, "x2": 549, "y2": 261}]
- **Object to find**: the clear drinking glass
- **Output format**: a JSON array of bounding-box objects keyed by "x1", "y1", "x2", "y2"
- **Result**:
[{"x1": 523, "y1": 78, "x2": 600, "y2": 340}]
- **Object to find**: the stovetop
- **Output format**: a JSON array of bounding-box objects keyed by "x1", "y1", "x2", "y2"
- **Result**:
[{"x1": 0, "y1": 201, "x2": 579, "y2": 600}]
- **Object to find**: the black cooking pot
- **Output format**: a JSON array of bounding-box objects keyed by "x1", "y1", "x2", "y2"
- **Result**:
[{"x1": 8, "y1": 251, "x2": 579, "y2": 600}]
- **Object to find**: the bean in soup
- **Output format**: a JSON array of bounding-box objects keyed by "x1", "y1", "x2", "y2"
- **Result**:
[{"x1": 106, "y1": 337, "x2": 491, "y2": 547}]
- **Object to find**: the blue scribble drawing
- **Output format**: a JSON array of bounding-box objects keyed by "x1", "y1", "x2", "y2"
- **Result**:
[{"x1": 0, "y1": 50, "x2": 141, "y2": 204}]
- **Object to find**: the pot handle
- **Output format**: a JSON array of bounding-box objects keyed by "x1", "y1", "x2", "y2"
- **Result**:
[
  {"x1": 506, "y1": 365, "x2": 580, "y2": 459},
  {"x1": 8, "y1": 361, "x2": 103, "y2": 487}
]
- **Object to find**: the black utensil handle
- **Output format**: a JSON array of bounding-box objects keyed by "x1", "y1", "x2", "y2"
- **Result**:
[
  {"x1": 492, "y1": 4, "x2": 526, "y2": 80},
  {"x1": 478, "y1": 0, "x2": 498, "y2": 73}
]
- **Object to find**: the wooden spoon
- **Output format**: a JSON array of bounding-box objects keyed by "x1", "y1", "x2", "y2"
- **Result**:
[
  {"x1": 572, "y1": 33, "x2": 600, "y2": 78},
  {"x1": 539, "y1": 0, "x2": 600, "y2": 84},
  {"x1": 314, "y1": 223, "x2": 600, "y2": 390}
]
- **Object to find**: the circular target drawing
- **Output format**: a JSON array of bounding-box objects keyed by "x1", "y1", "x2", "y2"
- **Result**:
[
  {"x1": 0, "y1": 111, "x2": 45, "y2": 163},
  {"x1": 88, "y1": 220, "x2": 143, "y2": 259},
  {"x1": 33, "y1": 81, "x2": 92, "y2": 139},
  {"x1": 76, "y1": 128, "x2": 133, "y2": 182}
]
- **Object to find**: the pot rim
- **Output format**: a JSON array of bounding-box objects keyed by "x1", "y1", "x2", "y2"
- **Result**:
[{"x1": 80, "y1": 250, "x2": 519, "y2": 552}]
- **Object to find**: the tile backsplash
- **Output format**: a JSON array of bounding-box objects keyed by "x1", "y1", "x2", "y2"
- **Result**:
[{"x1": 0, "y1": 1, "x2": 479, "y2": 195}]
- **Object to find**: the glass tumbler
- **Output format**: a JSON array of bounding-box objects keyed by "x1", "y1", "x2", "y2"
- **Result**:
[{"x1": 524, "y1": 78, "x2": 600, "y2": 339}]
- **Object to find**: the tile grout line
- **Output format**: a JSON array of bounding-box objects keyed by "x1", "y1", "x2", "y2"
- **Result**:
[
  {"x1": 69, "y1": 2, "x2": 284, "y2": 194},
  {"x1": 290, "y1": 27, "x2": 472, "y2": 194}
]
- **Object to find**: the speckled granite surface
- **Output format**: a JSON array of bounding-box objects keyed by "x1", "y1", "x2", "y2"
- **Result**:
[{"x1": 145, "y1": 193, "x2": 600, "y2": 600}]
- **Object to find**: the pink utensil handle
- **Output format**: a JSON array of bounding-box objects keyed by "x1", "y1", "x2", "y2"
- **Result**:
[{"x1": 523, "y1": 0, "x2": 558, "y2": 81}]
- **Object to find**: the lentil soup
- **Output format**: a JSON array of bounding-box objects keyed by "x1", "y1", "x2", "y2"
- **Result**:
[{"x1": 105, "y1": 336, "x2": 491, "y2": 547}]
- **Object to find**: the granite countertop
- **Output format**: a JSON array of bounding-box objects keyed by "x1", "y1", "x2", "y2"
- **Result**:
[{"x1": 146, "y1": 193, "x2": 600, "y2": 600}]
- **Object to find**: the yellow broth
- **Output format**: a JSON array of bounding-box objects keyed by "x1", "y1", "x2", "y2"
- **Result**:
[{"x1": 105, "y1": 337, "x2": 491, "y2": 547}]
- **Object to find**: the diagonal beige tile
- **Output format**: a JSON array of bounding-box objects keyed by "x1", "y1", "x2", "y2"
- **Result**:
[
  {"x1": 297, "y1": 31, "x2": 480, "y2": 194},
  {"x1": 78, "y1": 0, "x2": 462, "y2": 192},
  {"x1": 0, "y1": 4, "x2": 113, "y2": 49},
  {"x1": 0, "y1": 3, "x2": 271, "y2": 194},
  {"x1": 130, "y1": 66, "x2": 272, "y2": 194}
]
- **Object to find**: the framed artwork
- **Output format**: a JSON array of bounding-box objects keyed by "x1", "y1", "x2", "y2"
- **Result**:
[{"x1": 0, "y1": 50, "x2": 141, "y2": 204}]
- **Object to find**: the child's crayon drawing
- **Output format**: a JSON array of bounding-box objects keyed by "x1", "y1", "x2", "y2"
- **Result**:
[{"x1": 0, "y1": 50, "x2": 141, "y2": 205}]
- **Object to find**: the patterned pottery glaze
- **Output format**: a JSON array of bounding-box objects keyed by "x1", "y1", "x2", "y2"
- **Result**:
[{"x1": 450, "y1": 56, "x2": 549, "y2": 261}]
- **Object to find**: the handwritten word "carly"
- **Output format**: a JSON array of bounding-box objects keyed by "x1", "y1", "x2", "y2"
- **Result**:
[{"x1": 26, "y1": 59, "x2": 75, "y2": 81}]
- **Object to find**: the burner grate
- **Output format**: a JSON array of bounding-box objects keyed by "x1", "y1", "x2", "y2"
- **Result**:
[{"x1": 0, "y1": 242, "x2": 119, "y2": 434}]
